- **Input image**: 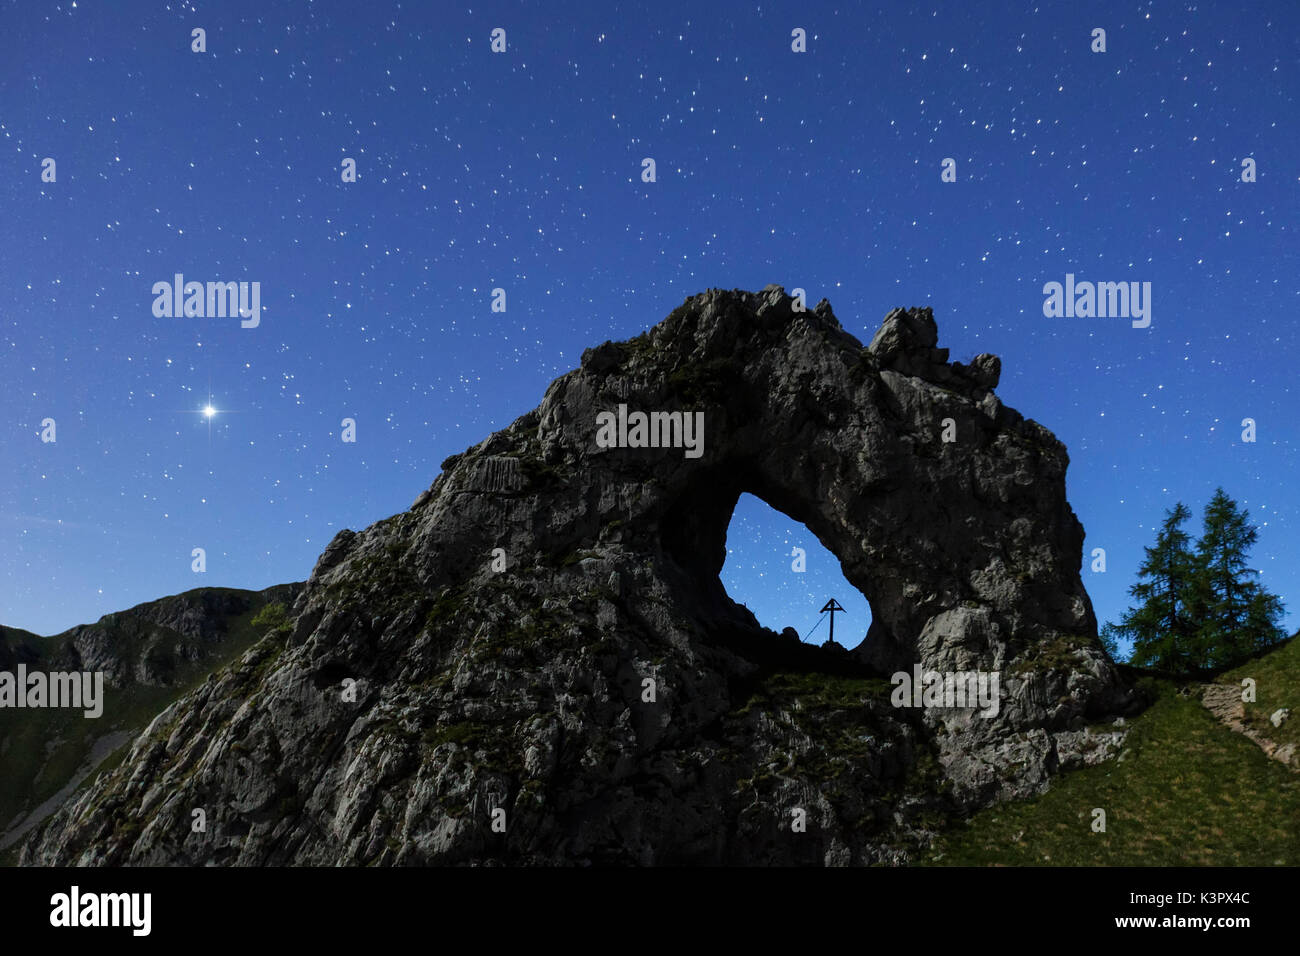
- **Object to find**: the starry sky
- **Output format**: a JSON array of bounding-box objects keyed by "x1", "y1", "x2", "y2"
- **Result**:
[{"x1": 2, "y1": 2, "x2": 1296, "y2": 656}]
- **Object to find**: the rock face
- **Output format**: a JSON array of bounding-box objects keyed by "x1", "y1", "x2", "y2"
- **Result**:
[{"x1": 20, "y1": 287, "x2": 1132, "y2": 866}]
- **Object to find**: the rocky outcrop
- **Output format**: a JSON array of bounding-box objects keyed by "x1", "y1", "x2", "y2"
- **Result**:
[
  {"x1": 1201, "y1": 683, "x2": 1297, "y2": 769},
  {"x1": 19, "y1": 287, "x2": 1133, "y2": 866}
]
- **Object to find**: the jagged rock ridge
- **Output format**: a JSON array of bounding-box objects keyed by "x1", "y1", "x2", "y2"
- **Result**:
[{"x1": 21, "y1": 287, "x2": 1132, "y2": 866}]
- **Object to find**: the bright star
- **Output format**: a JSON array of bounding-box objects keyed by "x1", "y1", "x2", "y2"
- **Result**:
[{"x1": 203, "y1": 405, "x2": 217, "y2": 418}]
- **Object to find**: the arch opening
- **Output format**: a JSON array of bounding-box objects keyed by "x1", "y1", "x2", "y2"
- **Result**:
[{"x1": 720, "y1": 493, "x2": 873, "y2": 651}]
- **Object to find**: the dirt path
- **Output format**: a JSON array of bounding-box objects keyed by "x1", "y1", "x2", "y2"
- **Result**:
[{"x1": 1200, "y1": 683, "x2": 1296, "y2": 770}]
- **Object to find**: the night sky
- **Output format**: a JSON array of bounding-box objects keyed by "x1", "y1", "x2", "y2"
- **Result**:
[{"x1": 3, "y1": 2, "x2": 1296, "y2": 657}]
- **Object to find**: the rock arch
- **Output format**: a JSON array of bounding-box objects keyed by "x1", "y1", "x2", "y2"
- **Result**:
[
  {"x1": 21, "y1": 286, "x2": 1132, "y2": 866},
  {"x1": 520, "y1": 287, "x2": 1121, "y2": 730}
]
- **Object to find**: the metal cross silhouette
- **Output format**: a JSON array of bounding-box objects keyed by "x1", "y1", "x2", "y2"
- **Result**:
[{"x1": 820, "y1": 598, "x2": 845, "y2": 645}]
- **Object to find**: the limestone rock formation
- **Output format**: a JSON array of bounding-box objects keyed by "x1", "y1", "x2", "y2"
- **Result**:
[{"x1": 20, "y1": 287, "x2": 1133, "y2": 866}]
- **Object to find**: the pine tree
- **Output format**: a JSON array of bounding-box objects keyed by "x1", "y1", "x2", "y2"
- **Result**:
[
  {"x1": 1107, "y1": 502, "x2": 1198, "y2": 672},
  {"x1": 1191, "y1": 488, "x2": 1286, "y2": 669}
]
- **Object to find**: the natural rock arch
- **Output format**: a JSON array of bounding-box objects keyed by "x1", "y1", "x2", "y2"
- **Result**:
[
  {"x1": 22, "y1": 286, "x2": 1132, "y2": 866},
  {"x1": 399, "y1": 285, "x2": 1128, "y2": 773},
  {"x1": 539, "y1": 287, "x2": 1118, "y2": 722}
]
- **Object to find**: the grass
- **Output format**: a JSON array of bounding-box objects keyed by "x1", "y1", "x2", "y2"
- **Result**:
[
  {"x1": 732, "y1": 670, "x2": 893, "y2": 718},
  {"x1": 1008, "y1": 634, "x2": 1089, "y2": 677},
  {"x1": 1221, "y1": 635, "x2": 1299, "y2": 756},
  {"x1": 923, "y1": 674, "x2": 1300, "y2": 865}
]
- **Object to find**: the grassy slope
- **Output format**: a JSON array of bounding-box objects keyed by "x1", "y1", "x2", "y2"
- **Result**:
[
  {"x1": 0, "y1": 590, "x2": 287, "y2": 864},
  {"x1": 924, "y1": 666, "x2": 1300, "y2": 865},
  {"x1": 1221, "y1": 635, "x2": 1300, "y2": 757}
]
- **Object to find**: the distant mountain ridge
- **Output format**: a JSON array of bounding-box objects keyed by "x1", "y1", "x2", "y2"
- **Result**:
[
  {"x1": 1, "y1": 584, "x2": 302, "y2": 685},
  {"x1": 1, "y1": 583, "x2": 302, "y2": 857}
]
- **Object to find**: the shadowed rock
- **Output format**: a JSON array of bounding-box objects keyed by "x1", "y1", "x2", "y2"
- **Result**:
[{"x1": 20, "y1": 287, "x2": 1132, "y2": 866}]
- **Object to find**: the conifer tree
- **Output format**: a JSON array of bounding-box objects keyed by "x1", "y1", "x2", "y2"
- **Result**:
[
  {"x1": 1190, "y1": 488, "x2": 1286, "y2": 669},
  {"x1": 1106, "y1": 502, "x2": 1198, "y2": 671}
]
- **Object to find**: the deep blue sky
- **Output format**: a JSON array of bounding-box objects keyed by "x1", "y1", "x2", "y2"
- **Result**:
[{"x1": 2, "y1": 2, "x2": 1296, "y2": 657}]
